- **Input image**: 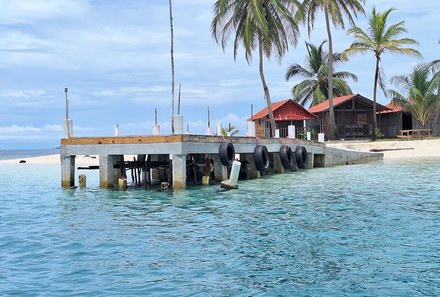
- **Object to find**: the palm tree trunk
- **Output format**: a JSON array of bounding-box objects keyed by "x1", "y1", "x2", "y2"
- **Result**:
[
  {"x1": 258, "y1": 33, "x2": 275, "y2": 138},
  {"x1": 372, "y1": 56, "x2": 380, "y2": 141},
  {"x1": 324, "y1": 9, "x2": 336, "y2": 140},
  {"x1": 169, "y1": 0, "x2": 175, "y2": 134}
]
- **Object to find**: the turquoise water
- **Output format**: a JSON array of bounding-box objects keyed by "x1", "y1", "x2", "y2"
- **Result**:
[{"x1": 1, "y1": 159, "x2": 440, "y2": 296}]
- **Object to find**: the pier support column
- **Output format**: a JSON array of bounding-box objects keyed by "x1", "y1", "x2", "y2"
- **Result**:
[
  {"x1": 243, "y1": 154, "x2": 260, "y2": 179},
  {"x1": 100, "y1": 155, "x2": 123, "y2": 188},
  {"x1": 213, "y1": 154, "x2": 228, "y2": 182},
  {"x1": 272, "y1": 153, "x2": 284, "y2": 174},
  {"x1": 172, "y1": 154, "x2": 186, "y2": 189},
  {"x1": 61, "y1": 155, "x2": 76, "y2": 188},
  {"x1": 307, "y1": 153, "x2": 314, "y2": 169}
]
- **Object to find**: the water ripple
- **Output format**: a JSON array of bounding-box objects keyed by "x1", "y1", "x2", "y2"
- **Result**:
[{"x1": 1, "y1": 159, "x2": 440, "y2": 296}]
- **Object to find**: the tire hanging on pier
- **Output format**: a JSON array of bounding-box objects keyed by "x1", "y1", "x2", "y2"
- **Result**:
[
  {"x1": 279, "y1": 145, "x2": 295, "y2": 169},
  {"x1": 219, "y1": 142, "x2": 235, "y2": 167},
  {"x1": 254, "y1": 145, "x2": 269, "y2": 172},
  {"x1": 295, "y1": 146, "x2": 308, "y2": 169}
]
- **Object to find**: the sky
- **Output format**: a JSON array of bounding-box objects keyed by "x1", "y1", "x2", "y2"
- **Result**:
[{"x1": 0, "y1": 0, "x2": 438, "y2": 149}]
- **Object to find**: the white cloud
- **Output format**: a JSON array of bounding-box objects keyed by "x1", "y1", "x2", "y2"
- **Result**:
[{"x1": 0, "y1": 0, "x2": 90, "y2": 24}]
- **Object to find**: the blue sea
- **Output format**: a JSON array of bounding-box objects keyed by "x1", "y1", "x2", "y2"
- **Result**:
[{"x1": 1, "y1": 151, "x2": 439, "y2": 296}]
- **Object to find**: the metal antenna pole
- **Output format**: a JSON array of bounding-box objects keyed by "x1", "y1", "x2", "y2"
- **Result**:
[{"x1": 65, "y1": 87, "x2": 69, "y2": 119}]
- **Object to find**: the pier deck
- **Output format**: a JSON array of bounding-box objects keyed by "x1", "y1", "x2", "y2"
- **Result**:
[{"x1": 60, "y1": 135, "x2": 382, "y2": 189}]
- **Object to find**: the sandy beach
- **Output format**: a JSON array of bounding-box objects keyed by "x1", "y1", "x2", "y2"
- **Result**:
[
  {"x1": 327, "y1": 138, "x2": 440, "y2": 159},
  {"x1": 2, "y1": 138, "x2": 440, "y2": 165},
  {"x1": 0, "y1": 154, "x2": 100, "y2": 165}
]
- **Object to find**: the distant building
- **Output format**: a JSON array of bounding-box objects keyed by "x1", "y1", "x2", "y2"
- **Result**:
[
  {"x1": 308, "y1": 94, "x2": 390, "y2": 139},
  {"x1": 378, "y1": 101, "x2": 440, "y2": 137},
  {"x1": 378, "y1": 102, "x2": 412, "y2": 137},
  {"x1": 250, "y1": 99, "x2": 317, "y2": 138}
]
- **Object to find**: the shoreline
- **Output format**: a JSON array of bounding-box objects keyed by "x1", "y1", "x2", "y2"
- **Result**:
[{"x1": 2, "y1": 139, "x2": 440, "y2": 165}]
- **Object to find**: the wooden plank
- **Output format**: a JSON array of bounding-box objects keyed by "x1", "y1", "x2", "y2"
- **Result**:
[{"x1": 61, "y1": 135, "x2": 183, "y2": 145}]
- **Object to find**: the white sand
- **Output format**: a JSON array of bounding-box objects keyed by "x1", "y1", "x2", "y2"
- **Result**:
[
  {"x1": 0, "y1": 154, "x2": 100, "y2": 165},
  {"x1": 327, "y1": 138, "x2": 440, "y2": 159},
  {"x1": 2, "y1": 139, "x2": 440, "y2": 165}
]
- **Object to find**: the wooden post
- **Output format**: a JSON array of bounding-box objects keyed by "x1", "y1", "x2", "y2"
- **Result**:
[
  {"x1": 79, "y1": 174, "x2": 86, "y2": 188},
  {"x1": 118, "y1": 177, "x2": 127, "y2": 190}
]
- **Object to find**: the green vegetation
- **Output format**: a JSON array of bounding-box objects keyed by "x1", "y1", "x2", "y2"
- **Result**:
[
  {"x1": 298, "y1": 0, "x2": 366, "y2": 139},
  {"x1": 388, "y1": 63, "x2": 440, "y2": 127},
  {"x1": 221, "y1": 123, "x2": 240, "y2": 136},
  {"x1": 211, "y1": 0, "x2": 300, "y2": 137},
  {"x1": 344, "y1": 7, "x2": 422, "y2": 140},
  {"x1": 286, "y1": 40, "x2": 357, "y2": 108}
]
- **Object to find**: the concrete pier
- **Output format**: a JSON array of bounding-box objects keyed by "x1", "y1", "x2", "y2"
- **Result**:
[
  {"x1": 60, "y1": 135, "x2": 383, "y2": 189},
  {"x1": 99, "y1": 155, "x2": 123, "y2": 188}
]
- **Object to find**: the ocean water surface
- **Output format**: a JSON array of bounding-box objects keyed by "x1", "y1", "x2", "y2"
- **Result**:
[{"x1": 1, "y1": 158, "x2": 439, "y2": 296}]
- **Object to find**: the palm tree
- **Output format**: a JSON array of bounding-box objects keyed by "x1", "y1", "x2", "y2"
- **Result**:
[
  {"x1": 212, "y1": 0, "x2": 300, "y2": 137},
  {"x1": 298, "y1": 0, "x2": 365, "y2": 139},
  {"x1": 388, "y1": 64, "x2": 440, "y2": 128},
  {"x1": 221, "y1": 123, "x2": 240, "y2": 136},
  {"x1": 169, "y1": 0, "x2": 175, "y2": 133},
  {"x1": 285, "y1": 41, "x2": 357, "y2": 108},
  {"x1": 344, "y1": 7, "x2": 421, "y2": 140}
]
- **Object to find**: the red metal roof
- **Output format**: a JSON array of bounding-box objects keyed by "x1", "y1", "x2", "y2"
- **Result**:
[
  {"x1": 250, "y1": 99, "x2": 317, "y2": 121},
  {"x1": 308, "y1": 94, "x2": 357, "y2": 113},
  {"x1": 308, "y1": 94, "x2": 390, "y2": 114},
  {"x1": 382, "y1": 102, "x2": 403, "y2": 113}
]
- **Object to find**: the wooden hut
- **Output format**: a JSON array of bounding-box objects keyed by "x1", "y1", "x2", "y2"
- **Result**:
[
  {"x1": 250, "y1": 99, "x2": 317, "y2": 138},
  {"x1": 308, "y1": 94, "x2": 390, "y2": 139},
  {"x1": 378, "y1": 102, "x2": 412, "y2": 137}
]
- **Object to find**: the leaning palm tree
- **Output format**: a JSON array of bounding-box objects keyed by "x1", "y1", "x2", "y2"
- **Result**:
[
  {"x1": 285, "y1": 41, "x2": 357, "y2": 108},
  {"x1": 212, "y1": 0, "x2": 300, "y2": 137},
  {"x1": 344, "y1": 8, "x2": 422, "y2": 140},
  {"x1": 388, "y1": 64, "x2": 440, "y2": 127},
  {"x1": 298, "y1": 0, "x2": 365, "y2": 139}
]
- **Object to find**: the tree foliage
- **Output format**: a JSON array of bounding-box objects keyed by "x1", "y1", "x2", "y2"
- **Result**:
[{"x1": 286, "y1": 41, "x2": 357, "y2": 108}]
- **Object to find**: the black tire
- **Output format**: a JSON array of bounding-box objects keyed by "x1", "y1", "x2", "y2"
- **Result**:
[
  {"x1": 254, "y1": 145, "x2": 269, "y2": 172},
  {"x1": 295, "y1": 146, "x2": 308, "y2": 169},
  {"x1": 279, "y1": 145, "x2": 295, "y2": 169},
  {"x1": 219, "y1": 142, "x2": 235, "y2": 167}
]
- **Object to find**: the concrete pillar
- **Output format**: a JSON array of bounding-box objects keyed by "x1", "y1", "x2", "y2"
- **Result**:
[
  {"x1": 61, "y1": 154, "x2": 75, "y2": 188},
  {"x1": 313, "y1": 154, "x2": 325, "y2": 168},
  {"x1": 243, "y1": 153, "x2": 260, "y2": 179},
  {"x1": 213, "y1": 154, "x2": 228, "y2": 182},
  {"x1": 172, "y1": 154, "x2": 186, "y2": 189},
  {"x1": 272, "y1": 153, "x2": 284, "y2": 174},
  {"x1": 307, "y1": 153, "x2": 314, "y2": 169},
  {"x1": 99, "y1": 155, "x2": 123, "y2": 188}
]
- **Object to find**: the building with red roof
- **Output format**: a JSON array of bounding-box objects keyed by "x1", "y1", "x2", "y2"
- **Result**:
[
  {"x1": 250, "y1": 99, "x2": 317, "y2": 138},
  {"x1": 308, "y1": 94, "x2": 390, "y2": 139},
  {"x1": 377, "y1": 102, "x2": 413, "y2": 137}
]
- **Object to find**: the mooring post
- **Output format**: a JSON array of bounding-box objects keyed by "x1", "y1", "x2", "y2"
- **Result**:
[
  {"x1": 61, "y1": 154, "x2": 76, "y2": 188},
  {"x1": 172, "y1": 154, "x2": 187, "y2": 189},
  {"x1": 79, "y1": 174, "x2": 86, "y2": 188},
  {"x1": 99, "y1": 155, "x2": 124, "y2": 188}
]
